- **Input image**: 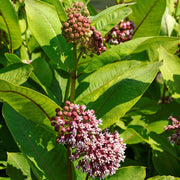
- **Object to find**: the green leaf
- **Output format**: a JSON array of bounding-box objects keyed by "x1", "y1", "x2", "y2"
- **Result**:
[
  {"x1": 76, "y1": 60, "x2": 160, "y2": 129},
  {"x1": 146, "y1": 120, "x2": 169, "y2": 134},
  {"x1": 0, "y1": 63, "x2": 33, "y2": 85},
  {"x1": 91, "y1": 3, "x2": 133, "y2": 37},
  {"x1": 83, "y1": 37, "x2": 179, "y2": 73},
  {"x1": 160, "y1": 8, "x2": 176, "y2": 36},
  {"x1": 25, "y1": 0, "x2": 73, "y2": 70},
  {"x1": 0, "y1": 0, "x2": 22, "y2": 50},
  {"x1": 32, "y1": 58, "x2": 53, "y2": 87},
  {"x1": 159, "y1": 47, "x2": 180, "y2": 104},
  {"x1": 53, "y1": 0, "x2": 67, "y2": 24},
  {"x1": 147, "y1": 176, "x2": 180, "y2": 180},
  {"x1": 127, "y1": 97, "x2": 159, "y2": 116},
  {"x1": 4, "y1": 53, "x2": 58, "y2": 103},
  {"x1": 129, "y1": 0, "x2": 166, "y2": 38},
  {"x1": 2, "y1": 104, "x2": 68, "y2": 180},
  {"x1": 0, "y1": 79, "x2": 61, "y2": 134},
  {"x1": 120, "y1": 129, "x2": 143, "y2": 144},
  {"x1": 6, "y1": 153, "x2": 32, "y2": 180},
  {"x1": 152, "y1": 150, "x2": 180, "y2": 177},
  {"x1": 107, "y1": 166, "x2": 146, "y2": 180}
]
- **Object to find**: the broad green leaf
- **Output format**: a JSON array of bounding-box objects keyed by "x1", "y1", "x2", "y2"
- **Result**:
[
  {"x1": 127, "y1": 97, "x2": 159, "y2": 116},
  {"x1": 53, "y1": 0, "x2": 67, "y2": 24},
  {"x1": 5, "y1": 53, "x2": 22, "y2": 64},
  {"x1": 76, "y1": 60, "x2": 160, "y2": 129},
  {"x1": 120, "y1": 129, "x2": 143, "y2": 144},
  {"x1": 0, "y1": 79, "x2": 61, "y2": 134},
  {"x1": 129, "y1": 0, "x2": 166, "y2": 38},
  {"x1": 0, "y1": 0, "x2": 22, "y2": 50},
  {"x1": 159, "y1": 47, "x2": 180, "y2": 104},
  {"x1": 25, "y1": 0, "x2": 73, "y2": 70},
  {"x1": 147, "y1": 120, "x2": 168, "y2": 134},
  {"x1": 91, "y1": 3, "x2": 133, "y2": 37},
  {"x1": 6, "y1": 153, "x2": 32, "y2": 180},
  {"x1": 4, "y1": 53, "x2": 58, "y2": 103},
  {"x1": 152, "y1": 150, "x2": 180, "y2": 177},
  {"x1": 147, "y1": 176, "x2": 180, "y2": 180},
  {"x1": 83, "y1": 37, "x2": 179, "y2": 73},
  {"x1": 32, "y1": 58, "x2": 53, "y2": 87},
  {"x1": 160, "y1": 8, "x2": 176, "y2": 36},
  {"x1": 0, "y1": 63, "x2": 33, "y2": 85},
  {"x1": 107, "y1": 166, "x2": 146, "y2": 180},
  {"x1": 2, "y1": 104, "x2": 68, "y2": 180}
]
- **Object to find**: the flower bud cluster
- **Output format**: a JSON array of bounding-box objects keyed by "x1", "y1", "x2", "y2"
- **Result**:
[
  {"x1": 51, "y1": 101, "x2": 102, "y2": 148},
  {"x1": 105, "y1": 18, "x2": 135, "y2": 45},
  {"x1": 65, "y1": 2, "x2": 89, "y2": 18},
  {"x1": 174, "y1": 1, "x2": 178, "y2": 8},
  {"x1": 51, "y1": 101, "x2": 126, "y2": 179},
  {"x1": 87, "y1": 26, "x2": 107, "y2": 55},
  {"x1": 0, "y1": 29, "x2": 9, "y2": 48},
  {"x1": 164, "y1": 116, "x2": 180, "y2": 145},
  {"x1": 176, "y1": 43, "x2": 180, "y2": 58},
  {"x1": 62, "y1": 13, "x2": 92, "y2": 45}
]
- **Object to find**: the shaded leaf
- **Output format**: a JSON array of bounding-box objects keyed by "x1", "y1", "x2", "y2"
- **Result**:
[
  {"x1": 147, "y1": 176, "x2": 180, "y2": 180},
  {"x1": 2, "y1": 104, "x2": 68, "y2": 180}
]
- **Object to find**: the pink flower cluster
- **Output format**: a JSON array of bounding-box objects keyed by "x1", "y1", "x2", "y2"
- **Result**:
[
  {"x1": 164, "y1": 116, "x2": 180, "y2": 145},
  {"x1": 105, "y1": 18, "x2": 135, "y2": 45},
  {"x1": 51, "y1": 101, "x2": 126, "y2": 179}
]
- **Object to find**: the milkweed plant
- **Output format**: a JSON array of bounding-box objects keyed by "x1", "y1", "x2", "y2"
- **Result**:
[{"x1": 0, "y1": 0, "x2": 180, "y2": 179}]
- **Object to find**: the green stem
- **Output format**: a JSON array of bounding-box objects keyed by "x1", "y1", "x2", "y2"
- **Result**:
[
  {"x1": 70, "y1": 44, "x2": 78, "y2": 103},
  {"x1": 64, "y1": 75, "x2": 71, "y2": 104},
  {"x1": 85, "y1": 174, "x2": 89, "y2": 180},
  {"x1": 162, "y1": 82, "x2": 166, "y2": 104},
  {"x1": 67, "y1": 44, "x2": 79, "y2": 180},
  {"x1": 174, "y1": 0, "x2": 179, "y2": 20},
  {"x1": 67, "y1": 145, "x2": 73, "y2": 180}
]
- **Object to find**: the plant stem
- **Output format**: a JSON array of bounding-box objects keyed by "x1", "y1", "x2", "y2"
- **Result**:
[
  {"x1": 85, "y1": 174, "x2": 89, "y2": 180},
  {"x1": 67, "y1": 44, "x2": 79, "y2": 180},
  {"x1": 64, "y1": 75, "x2": 71, "y2": 104},
  {"x1": 162, "y1": 82, "x2": 166, "y2": 104},
  {"x1": 67, "y1": 145, "x2": 73, "y2": 180},
  {"x1": 70, "y1": 44, "x2": 78, "y2": 103}
]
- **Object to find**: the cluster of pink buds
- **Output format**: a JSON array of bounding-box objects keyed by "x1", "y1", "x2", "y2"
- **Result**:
[
  {"x1": 65, "y1": 2, "x2": 89, "y2": 17},
  {"x1": 87, "y1": 26, "x2": 107, "y2": 55},
  {"x1": 62, "y1": 2, "x2": 107, "y2": 56},
  {"x1": 11, "y1": 0, "x2": 23, "y2": 4},
  {"x1": 0, "y1": 29, "x2": 9, "y2": 48},
  {"x1": 176, "y1": 43, "x2": 180, "y2": 58},
  {"x1": 50, "y1": 101, "x2": 102, "y2": 147},
  {"x1": 105, "y1": 18, "x2": 135, "y2": 45},
  {"x1": 62, "y1": 13, "x2": 92, "y2": 45},
  {"x1": 51, "y1": 101, "x2": 126, "y2": 179},
  {"x1": 164, "y1": 116, "x2": 180, "y2": 145}
]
